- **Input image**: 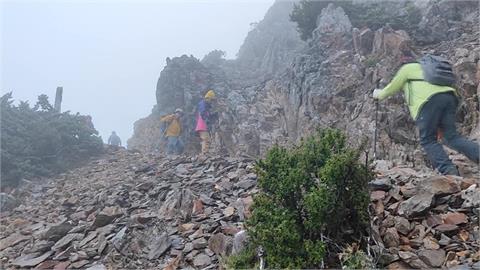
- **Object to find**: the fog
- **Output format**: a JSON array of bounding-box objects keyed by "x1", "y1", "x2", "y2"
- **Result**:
[{"x1": 1, "y1": 0, "x2": 274, "y2": 145}]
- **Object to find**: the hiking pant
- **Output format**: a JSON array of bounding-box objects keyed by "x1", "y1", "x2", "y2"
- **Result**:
[
  {"x1": 416, "y1": 92, "x2": 479, "y2": 175},
  {"x1": 198, "y1": 131, "x2": 210, "y2": 154},
  {"x1": 166, "y1": 136, "x2": 184, "y2": 155}
]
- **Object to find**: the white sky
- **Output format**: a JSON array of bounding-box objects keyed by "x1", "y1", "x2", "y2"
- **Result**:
[{"x1": 1, "y1": 0, "x2": 274, "y2": 144}]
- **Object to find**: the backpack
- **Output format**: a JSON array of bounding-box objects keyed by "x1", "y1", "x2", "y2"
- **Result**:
[{"x1": 418, "y1": 55, "x2": 456, "y2": 86}]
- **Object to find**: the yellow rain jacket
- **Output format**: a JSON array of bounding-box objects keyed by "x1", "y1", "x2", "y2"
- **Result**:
[
  {"x1": 378, "y1": 63, "x2": 456, "y2": 120},
  {"x1": 160, "y1": 114, "x2": 181, "y2": 137}
]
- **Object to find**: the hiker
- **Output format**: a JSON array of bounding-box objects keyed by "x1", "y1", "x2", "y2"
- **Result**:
[
  {"x1": 195, "y1": 90, "x2": 216, "y2": 155},
  {"x1": 160, "y1": 108, "x2": 184, "y2": 155},
  {"x1": 108, "y1": 131, "x2": 122, "y2": 147},
  {"x1": 373, "y1": 50, "x2": 479, "y2": 176}
]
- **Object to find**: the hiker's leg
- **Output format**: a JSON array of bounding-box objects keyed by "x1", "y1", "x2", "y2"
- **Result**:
[
  {"x1": 166, "y1": 137, "x2": 175, "y2": 154},
  {"x1": 440, "y1": 94, "x2": 480, "y2": 163},
  {"x1": 199, "y1": 131, "x2": 210, "y2": 154},
  {"x1": 176, "y1": 138, "x2": 184, "y2": 154},
  {"x1": 416, "y1": 94, "x2": 458, "y2": 175}
]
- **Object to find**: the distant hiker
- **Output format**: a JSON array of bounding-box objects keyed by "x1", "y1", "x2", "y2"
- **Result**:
[
  {"x1": 195, "y1": 90, "x2": 216, "y2": 155},
  {"x1": 108, "y1": 131, "x2": 122, "y2": 146},
  {"x1": 160, "y1": 108, "x2": 184, "y2": 155},
  {"x1": 373, "y1": 50, "x2": 479, "y2": 176}
]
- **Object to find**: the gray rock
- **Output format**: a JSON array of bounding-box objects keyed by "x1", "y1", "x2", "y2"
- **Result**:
[
  {"x1": 12, "y1": 251, "x2": 53, "y2": 267},
  {"x1": 85, "y1": 264, "x2": 107, "y2": 270},
  {"x1": 394, "y1": 216, "x2": 411, "y2": 235},
  {"x1": 193, "y1": 253, "x2": 211, "y2": 268},
  {"x1": 383, "y1": 227, "x2": 400, "y2": 248},
  {"x1": 461, "y1": 185, "x2": 479, "y2": 208},
  {"x1": 183, "y1": 242, "x2": 194, "y2": 253},
  {"x1": 208, "y1": 233, "x2": 229, "y2": 255},
  {"x1": 235, "y1": 179, "x2": 256, "y2": 190},
  {"x1": 0, "y1": 233, "x2": 30, "y2": 251},
  {"x1": 398, "y1": 193, "x2": 434, "y2": 218},
  {"x1": 369, "y1": 178, "x2": 392, "y2": 191},
  {"x1": 147, "y1": 233, "x2": 171, "y2": 260},
  {"x1": 52, "y1": 233, "x2": 84, "y2": 251},
  {"x1": 417, "y1": 176, "x2": 460, "y2": 197},
  {"x1": 192, "y1": 237, "x2": 208, "y2": 249},
  {"x1": 232, "y1": 230, "x2": 249, "y2": 255},
  {"x1": 314, "y1": 4, "x2": 352, "y2": 36},
  {"x1": 92, "y1": 206, "x2": 122, "y2": 228},
  {"x1": 418, "y1": 249, "x2": 446, "y2": 267},
  {"x1": 44, "y1": 220, "x2": 74, "y2": 240}
]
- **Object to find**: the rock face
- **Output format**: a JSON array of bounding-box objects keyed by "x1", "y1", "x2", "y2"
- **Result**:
[
  {"x1": 128, "y1": 0, "x2": 479, "y2": 170},
  {"x1": 0, "y1": 148, "x2": 257, "y2": 269}
]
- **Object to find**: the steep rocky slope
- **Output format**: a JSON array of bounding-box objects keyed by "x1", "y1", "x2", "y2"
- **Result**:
[
  {"x1": 0, "y1": 148, "x2": 257, "y2": 269},
  {"x1": 128, "y1": 0, "x2": 479, "y2": 170},
  {"x1": 1, "y1": 149, "x2": 478, "y2": 269}
]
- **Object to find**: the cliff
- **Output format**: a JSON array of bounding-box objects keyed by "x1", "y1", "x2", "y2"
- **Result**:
[{"x1": 128, "y1": 0, "x2": 479, "y2": 167}]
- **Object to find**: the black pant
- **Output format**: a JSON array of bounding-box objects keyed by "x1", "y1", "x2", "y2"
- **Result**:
[{"x1": 416, "y1": 92, "x2": 479, "y2": 175}]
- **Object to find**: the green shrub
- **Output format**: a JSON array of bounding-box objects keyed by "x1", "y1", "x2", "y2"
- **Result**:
[
  {"x1": 224, "y1": 245, "x2": 258, "y2": 270},
  {"x1": 339, "y1": 244, "x2": 374, "y2": 269},
  {"x1": 246, "y1": 129, "x2": 372, "y2": 268},
  {"x1": 1, "y1": 93, "x2": 103, "y2": 186}
]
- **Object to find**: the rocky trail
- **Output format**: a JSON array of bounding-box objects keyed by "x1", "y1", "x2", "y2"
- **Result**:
[
  {"x1": 1, "y1": 148, "x2": 257, "y2": 269},
  {"x1": 1, "y1": 147, "x2": 479, "y2": 269},
  {"x1": 369, "y1": 157, "x2": 480, "y2": 269}
]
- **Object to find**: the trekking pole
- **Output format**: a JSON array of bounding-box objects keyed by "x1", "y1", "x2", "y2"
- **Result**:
[
  {"x1": 373, "y1": 79, "x2": 381, "y2": 159},
  {"x1": 374, "y1": 101, "x2": 378, "y2": 159}
]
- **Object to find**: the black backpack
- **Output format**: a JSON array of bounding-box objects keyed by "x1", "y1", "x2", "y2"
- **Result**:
[{"x1": 417, "y1": 55, "x2": 456, "y2": 86}]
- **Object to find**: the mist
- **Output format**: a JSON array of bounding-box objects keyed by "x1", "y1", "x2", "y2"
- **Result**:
[{"x1": 1, "y1": 0, "x2": 274, "y2": 144}]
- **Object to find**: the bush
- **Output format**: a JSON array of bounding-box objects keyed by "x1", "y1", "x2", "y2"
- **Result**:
[
  {"x1": 246, "y1": 129, "x2": 372, "y2": 268},
  {"x1": 290, "y1": 0, "x2": 422, "y2": 41},
  {"x1": 224, "y1": 245, "x2": 258, "y2": 270},
  {"x1": 1, "y1": 93, "x2": 103, "y2": 186},
  {"x1": 339, "y1": 244, "x2": 374, "y2": 269}
]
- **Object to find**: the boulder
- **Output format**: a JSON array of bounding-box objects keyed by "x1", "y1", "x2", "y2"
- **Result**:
[
  {"x1": 398, "y1": 193, "x2": 434, "y2": 218},
  {"x1": 193, "y1": 253, "x2": 211, "y2": 268},
  {"x1": 417, "y1": 176, "x2": 460, "y2": 197},
  {"x1": 383, "y1": 227, "x2": 400, "y2": 248},
  {"x1": 232, "y1": 230, "x2": 249, "y2": 255},
  {"x1": 92, "y1": 206, "x2": 122, "y2": 228},
  {"x1": 147, "y1": 233, "x2": 171, "y2": 260},
  {"x1": 418, "y1": 249, "x2": 446, "y2": 267}
]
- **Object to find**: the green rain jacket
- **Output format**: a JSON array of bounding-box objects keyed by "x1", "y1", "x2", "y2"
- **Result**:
[{"x1": 377, "y1": 63, "x2": 456, "y2": 120}]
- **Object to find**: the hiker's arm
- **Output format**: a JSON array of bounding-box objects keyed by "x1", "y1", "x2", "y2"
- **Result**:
[
  {"x1": 378, "y1": 66, "x2": 408, "y2": 100},
  {"x1": 160, "y1": 115, "x2": 174, "y2": 122}
]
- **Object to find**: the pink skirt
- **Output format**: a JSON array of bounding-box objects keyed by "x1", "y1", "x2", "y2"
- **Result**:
[{"x1": 195, "y1": 114, "x2": 207, "y2": 132}]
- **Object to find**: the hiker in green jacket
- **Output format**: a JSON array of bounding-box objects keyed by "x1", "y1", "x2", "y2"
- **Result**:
[{"x1": 373, "y1": 50, "x2": 479, "y2": 176}]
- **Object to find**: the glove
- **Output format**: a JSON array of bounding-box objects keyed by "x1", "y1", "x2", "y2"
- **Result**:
[{"x1": 372, "y1": 88, "x2": 383, "y2": 100}]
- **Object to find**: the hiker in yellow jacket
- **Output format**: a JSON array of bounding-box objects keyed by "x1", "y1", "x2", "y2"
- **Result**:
[
  {"x1": 160, "y1": 108, "x2": 184, "y2": 155},
  {"x1": 373, "y1": 51, "x2": 479, "y2": 175}
]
